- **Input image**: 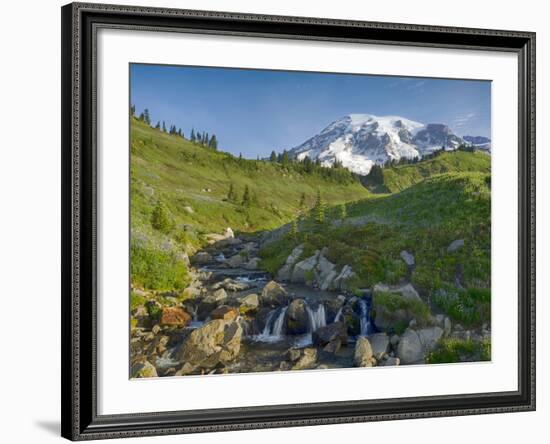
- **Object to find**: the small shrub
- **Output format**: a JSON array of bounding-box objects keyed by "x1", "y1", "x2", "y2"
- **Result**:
[
  {"x1": 427, "y1": 338, "x2": 491, "y2": 364},
  {"x1": 433, "y1": 287, "x2": 491, "y2": 327},
  {"x1": 373, "y1": 291, "x2": 431, "y2": 326},
  {"x1": 130, "y1": 241, "x2": 189, "y2": 291},
  {"x1": 151, "y1": 200, "x2": 173, "y2": 233}
]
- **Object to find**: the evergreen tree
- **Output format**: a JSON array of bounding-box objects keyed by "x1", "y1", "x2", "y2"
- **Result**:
[
  {"x1": 138, "y1": 111, "x2": 145, "y2": 121},
  {"x1": 299, "y1": 192, "x2": 306, "y2": 211},
  {"x1": 227, "y1": 183, "x2": 236, "y2": 202},
  {"x1": 155, "y1": 121, "x2": 160, "y2": 130},
  {"x1": 242, "y1": 185, "x2": 251, "y2": 207},
  {"x1": 190, "y1": 128, "x2": 196, "y2": 142},
  {"x1": 270, "y1": 151, "x2": 277, "y2": 162},
  {"x1": 143, "y1": 109, "x2": 151, "y2": 125},
  {"x1": 130, "y1": 104, "x2": 136, "y2": 116},
  {"x1": 151, "y1": 200, "x2": 172, "y2": 233},
  {"x1": 162, "y1": 121, "x2": 166, "y2": 132},
  {"x1": 290, "y1": 218, "x2": 298, "y2": 238},
  {"x1": 313, "y1": 190, "x2": 325, "y2": 225},
  {"x1": 178, "y1": 128, "x2": 182, "y2": 137},
  {"x1": 208, "y1": 134, "x2": 218, "y2": 150},
  {"x1": 281, "y1": 150, "x2": 290, "y2": 165},
  {"x1": 339, "y1": 202, "x2": 347, "y2": 220}
]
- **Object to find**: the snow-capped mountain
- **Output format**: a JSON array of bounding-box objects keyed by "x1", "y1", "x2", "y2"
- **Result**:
[
  {"x1": 463, "y1": 135, "x2": 491, "y2": 152},
  {"x1": 288, "y1": 114, "x2": 470, "y2": 175}
]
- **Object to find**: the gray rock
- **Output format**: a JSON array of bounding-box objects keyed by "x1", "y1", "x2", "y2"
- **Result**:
[
  {"x1": 373, "y1": 283, "x2": 421, "y2": 301},
  {"x1": 260, "y1": 281, "x2": 289, "y2": 307},
  {"x1": 131, "y1": 360, "x2": 158, "y2": 378},
  {"x1": 382, "y1": 357, "x2": 400, "y2": 366},
  {"x1": 225, "y1": 253, "x2": 245, "y2": 268},
  {"x1": 400, "y1": 250, "x2": 415, "y2": 267},
  {"x1": 203, "y1": 288, "x2": 228, "y2": 305},
  {"x1": 333, "y1": 265, "x2": 355, "y2": 291},
  {"x1": 291, "y1": 348, "x2": 318, "y2": 370},
  {"x1": 291, "y1": 251, "x2": 320, "y2": 284},
  {"x1": 191, "y1": 251, "x2": 212, "y2": 265},
  {"x1": 368, "y1": 333, "x2": 390, "y2": 360},
  {"x1": 354, "y1": 336, "x2": 374, "y2": 367},
  {"x1": 312, "y1": 322, "x2": 347, "y2": 346},
  {"x1": 285, "y1": 299, "x2": 309, "y2": 335},
  {"x1": 244, "y1": 257, "x2": 260, "y2": 270},
  {"x1": 447, "y1": 239, "x2": 465, "y2": 253},
  {"x1": 276, "y1": 244, "x2": 304, "y2": 281},
  {"x1": 238, "y1": 293, "x2": 259, "y2": 313},
  {"x1": 177, "y1": 319, "x2": 242, "y2": 367},
  {"x1": 396, "y1": 329, "x2": 424, "y2": 364}
]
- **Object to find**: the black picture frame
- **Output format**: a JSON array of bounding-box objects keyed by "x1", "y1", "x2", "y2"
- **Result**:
[{"x1": 61, "y1": 2, "x2": 536, "y2": 440}]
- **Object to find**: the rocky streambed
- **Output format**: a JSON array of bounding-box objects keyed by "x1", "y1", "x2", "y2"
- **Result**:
[{"x1": 130, "y1": 230, "x2": 491, "y2": 378}]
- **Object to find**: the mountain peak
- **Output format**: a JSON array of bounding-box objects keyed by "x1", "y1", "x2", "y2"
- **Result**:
[{"x1": 289, "y1": 114, "x2": 468, "y2": 175}]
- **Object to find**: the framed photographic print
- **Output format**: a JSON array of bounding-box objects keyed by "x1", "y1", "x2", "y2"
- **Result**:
[{"x1": 61, "y1": 2, "x2": 536, "y2": 440}]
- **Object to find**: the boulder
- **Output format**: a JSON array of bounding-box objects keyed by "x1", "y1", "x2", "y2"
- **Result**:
[
  {"x1": 332, "y1": 265, "x2": 356, "y2": 291},
  {"x1": 382, "y1": 357, "x2": 400, "y2": 366},
  {"x1": 260, "y1": 281, "x2": 289, "y2": 307},
  {"x1": 285, "y1": 299, "x2": 309, "y2": 335},
  {"x1": 191, "y1": 251, "x2": 212, "y2": 265},
  {"x1": 323, "y1": 339, "x2": 342, "y2": 354},
  {"x1": 396, "y1": 327, "x2": 443, "y2": 364},
  {"x1": 400, "y1": 250, "x2": 415, "y2": 267},
  {"x1": 291, "y1": 348, "x2": 318, "y2": 370},
  {"x1": 291, "y1": 251, "x2": 320, "y2": 284},
  {"x1": 238, "y1": 293, "x2": 259, "y2": 314},
  {"x1": 212, "y1": 278, "x2": 249, "y2": 292},
  {"x1": 396, "y1": 329, "x2": 424, "y2": 364},
  {"x1": 177, "y1": 319, "x2": 242, "y2": 367},
  {"x1": 368, "y1": 333, "x2": 390, "y2": 360},
  {"x1": 276, "y1": 244, "x2": 304, "y2": 281},
  {"x1": 131, "y1": 360, "x2": 158, "y2": 378},
  {"x1": 312, "y1": 322, "x2": 347, "y2": 347},
  {"x1": 373, "y1": 283, "x2": 421, "y2": 301},
  {"x1": 225, "y1": 253, "x2": 245, "y2": 268},
  {"x1": 210, "y1": 305, "x2": 239, "y2": 321},
  {"x1": 160, "y1": 307, "x2": 191, "y2": 327},
  {"x1": 354, "y1": 336, "x2": 374, "y2": 367},
  {"x1": 447, "y1": 239, "x2": 465, "y2": 253},
  {"x1": 203, "y1": 288, "x2": 228, "y2": 305},
  {"x1": 244, "y1": 257, "x2": 260, "y2": 270}
]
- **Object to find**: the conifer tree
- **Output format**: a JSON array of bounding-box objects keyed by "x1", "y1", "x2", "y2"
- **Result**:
[
  {"x1": 190, "y1": 128, "x2": 195, "y2": 142},
  {"x1": 227, "y1": 183, "x2": 236, "y2": 202},
  {"x1": 130, "y1": 104, "x2": 136, "y2": 116},
  {"x1": 313, "y1": 190, "x2": 325, "y2": 225},
  {"x1": 269, "y1": 151, "x2": 277, "y2": 162},
  {"x1": 155, "y1": 121, "x2": 160, "y2": 130},
  {"x1": 339, "y1": 202, "x2": 347, "y2": 220},
  {"x1": 208, "y1": 134, "x2": 218, "y2": 150},
  {"x1": 290, "y1": 218, "x2": 298, "y2": 239},
  {"x1": 143, "y1": 109, "x2": 151, "y2": 125},
  {"x1": 162, "y1": 121, "x2": 166, "y2": 132},
  {"x1": 242, "y1": 185, "x2": 251, "y2": 207},
  {"x1": 138, "y1": 112, "x2": 144, "y2": 121},
  {"x1": 299, "y1": 192, "x2": 306, "y2": 211}
]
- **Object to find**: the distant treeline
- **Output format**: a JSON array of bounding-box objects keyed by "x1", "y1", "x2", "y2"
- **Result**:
[{"x1": 131, "y1": 105, "x2": 218, "y2": 150}]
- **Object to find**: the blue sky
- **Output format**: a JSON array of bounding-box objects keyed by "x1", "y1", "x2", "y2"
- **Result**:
[{"x1": 130, "y1": 64, "x2": 491, "y2": 159}]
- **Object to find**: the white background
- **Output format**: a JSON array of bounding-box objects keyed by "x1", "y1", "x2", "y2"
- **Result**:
[
  {"x1": 98, "y1": 29, "x2": 518, "y2": 415},
  {"x1": 0, "y1": 0, "x2": 546, "y2": 443}
]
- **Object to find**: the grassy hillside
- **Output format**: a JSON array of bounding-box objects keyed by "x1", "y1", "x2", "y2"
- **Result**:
[
  {"x1": 131, "y1": 117, "x2": 370, "y2": 236},
  {"x1": 365, "y1": 151, "x2": 490, "y2": 193},
  {"x1": 260, "y1": 171, "x2": 491, "y2": 326}
]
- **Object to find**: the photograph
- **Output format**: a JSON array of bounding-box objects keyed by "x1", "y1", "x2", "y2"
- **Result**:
[{"x1": 129, "y1": 64, "x2": 492, "y2": 378}]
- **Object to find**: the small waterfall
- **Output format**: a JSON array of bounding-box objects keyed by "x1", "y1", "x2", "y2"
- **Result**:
[
  {"x1": 306, "y1": 304, "x2": 326, "y2": 333},
  {"x1": 271, "y1": 306, "x2": 288, "y2": 336},
  {"x1": 255, "y1": 306, "x2": 287, "y2": 342},
  {"x1": 358, "y1": 299, "x2": 371, "y2": 336},
  {"x1": 333, "y1": 306, "x2": 343, "y2": 323}
]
